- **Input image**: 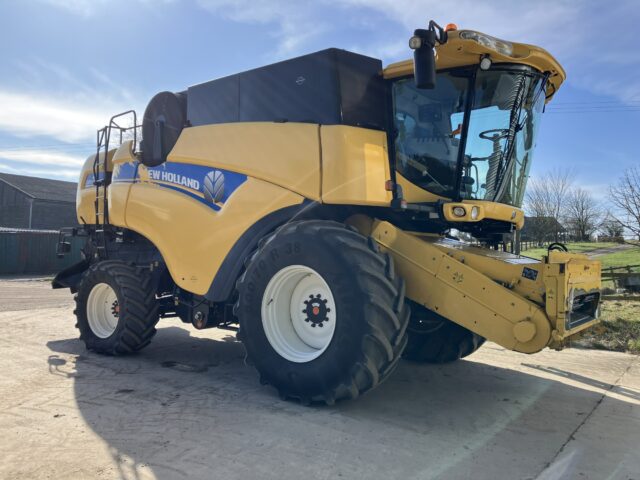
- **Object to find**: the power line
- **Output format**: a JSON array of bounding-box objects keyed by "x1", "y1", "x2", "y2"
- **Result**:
[
  {"x1": 546, "y1": 109, "x2": 640, "y2": 114},
  {"x1": 550, "y1": 105, "x2": 640, "y2": 108},
  {"x1": 552, "y1": 100, "x2": 640, "y2": 105}
]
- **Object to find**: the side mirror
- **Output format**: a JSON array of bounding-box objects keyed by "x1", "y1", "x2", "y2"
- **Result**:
[{"x1": 411, "y1": 29, "x2": 437, "y2": 89}]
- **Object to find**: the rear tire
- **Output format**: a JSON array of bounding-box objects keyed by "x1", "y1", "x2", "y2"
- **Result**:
[
  {"x1": 75, "y1": 261, "x2": 159, "y2": 355},
  {"x1": 235, "y1": 220, "x2": 409, "y2": 404},
  {"x1": 403, "y1": 301, "x2": 485, "y2": 363}
]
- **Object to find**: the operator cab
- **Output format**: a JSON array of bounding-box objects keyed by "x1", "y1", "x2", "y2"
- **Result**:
[
  {"x1": 392, "y1": 64, "x2": 547, "y2": 209},
  {"x1": 383, "y1": 24, "x2": 564, "y2": 238}
]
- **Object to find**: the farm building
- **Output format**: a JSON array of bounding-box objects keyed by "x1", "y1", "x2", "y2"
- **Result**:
[{"x1": 0, "y1": 172, "x2": 79, "y2": 230}]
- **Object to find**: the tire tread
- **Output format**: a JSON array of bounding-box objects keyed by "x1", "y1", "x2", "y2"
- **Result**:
[
  {"x1": 235, "y1": 220, "x2": 410, "y2": 405},
  {"x1": 76, "y1": 261, "x2": 159, "y2": 355}
]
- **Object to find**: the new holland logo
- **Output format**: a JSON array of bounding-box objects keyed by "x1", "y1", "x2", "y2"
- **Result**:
[
  {"x1": 148, "y1": 169, "x2": 200, "y2": 190},
  {"x1": 203, "y1": 170, "x2": 225, "y2": 203}
]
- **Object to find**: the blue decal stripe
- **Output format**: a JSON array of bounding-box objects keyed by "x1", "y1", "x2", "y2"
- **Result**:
[
  {"x1": 109, "y1": 160, "x2": 247, "y2": 211},
  {"x1": 156, "y1": 183, "x2": 221, "y2": 211},
  {"x1": 84, "y1": 171, "x2": 105, "y2": 188},
  {"x1": 113, "y1": 162, "x2": 137, "y2": 183}
]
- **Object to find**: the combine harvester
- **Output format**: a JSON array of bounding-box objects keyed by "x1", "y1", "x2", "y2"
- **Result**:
[{"x1": 54, "y1": 21, "x2": 601, "y2": 404}]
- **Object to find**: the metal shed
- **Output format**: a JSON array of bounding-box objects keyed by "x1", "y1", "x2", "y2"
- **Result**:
[{"x1": 0, "y1": 172, "x2": 79, "y2": 230}]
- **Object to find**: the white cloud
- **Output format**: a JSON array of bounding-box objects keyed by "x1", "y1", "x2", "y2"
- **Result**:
[
  {"x1": 38, "y1": 0, "x2": 110, "y2": 16},
  {"x1": 0, "y1": 90, "x2": 111, "y2": 143},
  {"x1": 0, "y1": 162, "x2": 79, "y2": 180},
  {"x1": 0, "y1": 150, "x2": 86, "y2": 168},
  {"x1": 0, "y1": 150, "x2": 85, "y2": 181},
  {"x1": 36, "y1": 0, "x2": 327, "y2": 59},
  {"x1": 337, "y1": 0, "x2": 640, "y2": 104},
  {"x1": 0, "y1": 56, "x2": 143, "y2": 179},
  {"x1": 195, "y1": 0, "x2": 328, "y2": 57},
  {"x1": 0, "y1": 60, "x2": 140, "y2": 145},
  {"x1": 189, "y1": 0, "x2": 640, "y2": 103},
  {"x1": 37, "y1": 0, "x2": 175, "y2": 16}
]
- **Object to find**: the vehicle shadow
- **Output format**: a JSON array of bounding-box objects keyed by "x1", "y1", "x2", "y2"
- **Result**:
[{"x1": 46, "y1": 325, "x2": 640, "y2": 480}]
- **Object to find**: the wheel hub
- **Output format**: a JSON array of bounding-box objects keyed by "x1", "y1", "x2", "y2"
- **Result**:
[
  {"x1": 261, "y1": 265, "x2": 337, "y2": 363},
  {"x1": 111, "y1": 300, "x2": 120, "y2": 318},
  {"x1": 303, "y1": 294, "x2": 330, "y2": 327},
  {"x1": 86, "y1": 283, "x2": 119, "y2": 339}
]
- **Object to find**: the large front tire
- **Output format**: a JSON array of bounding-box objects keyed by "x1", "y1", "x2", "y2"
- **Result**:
[
  {"x1": 235, "y1": 221, "x2": 409, "y2": 404},
  {"x1": 75, "y1": 261, "x2": 159, "y2": 355}
]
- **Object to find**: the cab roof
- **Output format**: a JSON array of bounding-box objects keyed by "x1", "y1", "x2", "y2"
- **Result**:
[{"x1": 383, "y1": 29, "x2": 566, "y2": 103}]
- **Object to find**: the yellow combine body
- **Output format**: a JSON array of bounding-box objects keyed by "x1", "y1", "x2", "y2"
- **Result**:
[{"x1": 54, "y1": 22, "x2": 600, "y2": 404}]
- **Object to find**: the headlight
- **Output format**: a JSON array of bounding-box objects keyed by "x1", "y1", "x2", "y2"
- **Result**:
[
  {"x1": 470, "y1": 206, "x2": 480, "y2": 220},
  {"x1": 459, "y1": 30, "x2": 513, "y2": 56},
  {"x1": 452, "y1": 206, "x2": 466, "y2": 217}
]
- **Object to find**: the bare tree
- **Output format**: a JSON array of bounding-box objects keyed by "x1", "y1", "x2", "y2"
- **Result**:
[
  {"x1": 565, "y1": 187, "x2": 602, "y2": 241},
  {"x1": 525, "y1": 168, "x2": 573, "y2": 242},
  {"x1": 609, "y1": 166, "x2": 640, "y2": 240},
  {"x1": 600, "y1": 212, "x2": 624, "y2": 242}
]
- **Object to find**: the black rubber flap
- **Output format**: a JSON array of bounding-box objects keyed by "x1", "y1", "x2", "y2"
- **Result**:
[{"x1": 141, "y1": 91, "x2": 186, "y2": 167}]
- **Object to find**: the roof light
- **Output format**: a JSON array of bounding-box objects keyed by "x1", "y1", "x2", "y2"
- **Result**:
[
  {"x1": 479, "y1": 54, "x2": 492, "y2": 70},
  {"x1": 459, "y1": 30, "x2": 513, "y2": 56},
  {"x1": 445, "y1": 23, "x2": 458, "y2": 32}
]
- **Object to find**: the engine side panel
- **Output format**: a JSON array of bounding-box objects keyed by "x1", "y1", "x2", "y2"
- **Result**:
[
  {"x1": 167, "y1": 122, "x2": 321, "y2": 201},
  {"x1": 320, "y1": 125, "x2": 392, "y2": 206},
  {"x1": 122, "y1": 163, "x2": 304, "y2": 295}
]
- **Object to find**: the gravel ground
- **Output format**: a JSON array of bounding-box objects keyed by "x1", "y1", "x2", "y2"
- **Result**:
[{"x1": 1, "y1": 279, "x2": 639, "y2": 480}]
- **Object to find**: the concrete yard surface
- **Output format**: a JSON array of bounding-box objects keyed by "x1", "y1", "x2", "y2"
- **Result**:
[{"x1": 1, "y1": 280, "x2": 639, "y2": 480}]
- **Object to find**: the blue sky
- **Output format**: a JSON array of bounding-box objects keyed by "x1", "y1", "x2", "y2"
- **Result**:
[{"x1": 0, "y1": 0, "x2": 638, "y2": 198}]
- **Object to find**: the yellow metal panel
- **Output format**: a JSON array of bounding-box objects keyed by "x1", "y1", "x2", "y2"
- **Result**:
[
  {"x1": 125, "y1": 176, "x2": 304, "y2": 295},
  {"x1": 383, "y1": 30, "x2": 565, "y2": 102},
  {"x1": 321, "y1": 125, "x2": 392, "y2": 206},
  {"x1": 76, "y1": 188, "x2": 96, "y2": 225},
  {"x1": 76, "y1": 148, "x2": 116, "y2": 224},
  {"x1": 348, "y1": 216, "x2": 601, "y2": 353},
  {"x1": 419, "y1": 236, "x2": 546, "y2": 305},
  {"x1": 107, "y1": 183, "x2": 130, "y2": 227},
  {"x1": 167, "y1": 123, "x2": 321, "y2": 201},
  {"x1": 108, "y1": 141, "x2": 137, "y2": 227},
  {"x1": 442, "y1": 201, "x2": 525, "y2": 229},
  {"x1": 544, "y1": 251, "x2": 601, "y2": 340},
  {"x1": 396, "y1": 173, "x2": 445, "y2": 203},
  {"x1": 112, "y1": 140, "x2": 136, "y2": 165},
  {"x1": 394, "y1": 174, "x2": 526, "y2": 228},
  {"x1": 365, "y1": 220, "x2": 552, "y2": 353}
]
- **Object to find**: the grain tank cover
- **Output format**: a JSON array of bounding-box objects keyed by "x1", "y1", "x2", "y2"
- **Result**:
[{"x1": 186, "y1": 48, "x2": 386, "y2": 130}]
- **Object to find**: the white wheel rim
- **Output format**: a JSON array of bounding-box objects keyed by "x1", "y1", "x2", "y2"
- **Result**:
[
  {"x1": 261, "y1": 265, "x2": 337, "y2": 363},
  {"x1": 87, "y1": 283, "x2": 119, "y2": 339}
]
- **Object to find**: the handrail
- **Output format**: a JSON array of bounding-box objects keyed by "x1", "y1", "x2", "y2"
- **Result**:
[{"x1": 91, "y1": 110, "x2": 139, "y2": 259}]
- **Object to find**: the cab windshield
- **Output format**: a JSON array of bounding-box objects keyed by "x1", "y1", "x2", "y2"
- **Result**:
[{"x1": 392, "y1": 66, "x2": 547, "y2": 207}]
